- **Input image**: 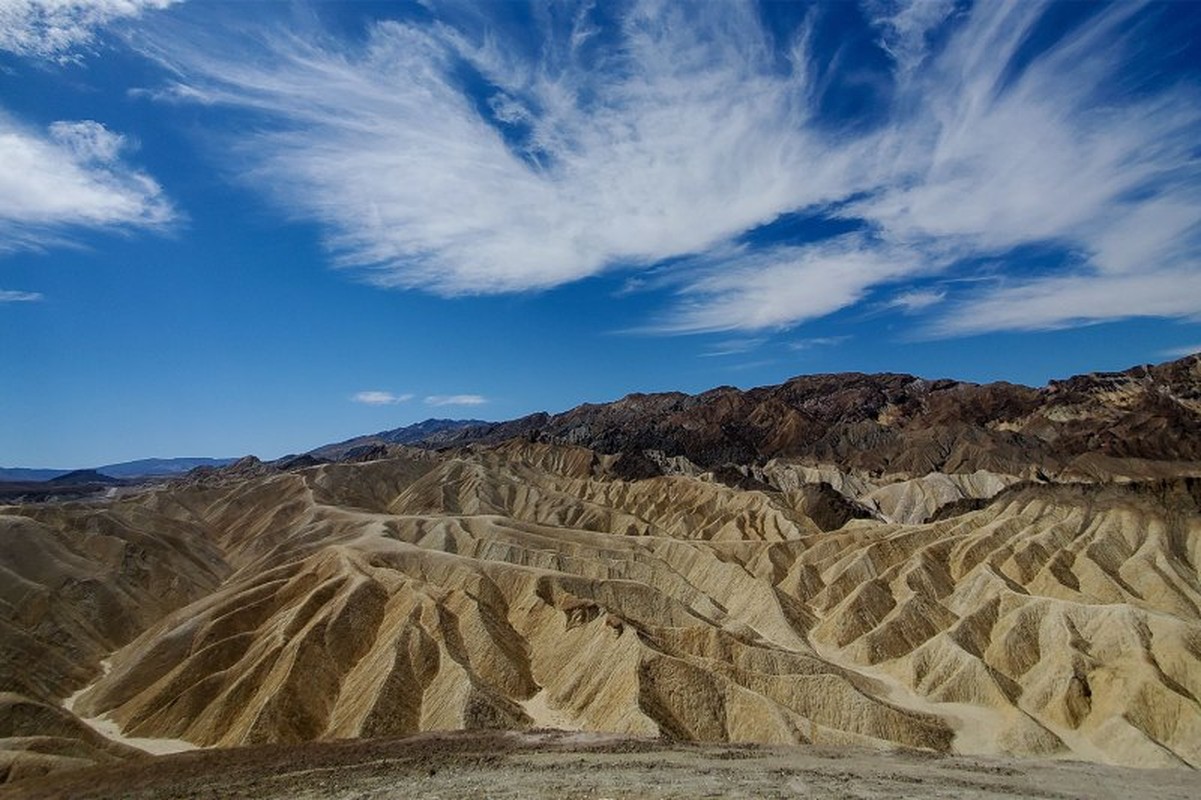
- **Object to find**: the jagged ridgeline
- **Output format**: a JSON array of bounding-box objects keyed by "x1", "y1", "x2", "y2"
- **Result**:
[{"x1": 1, "y1": 356, "x2": 1199, "y2": 784}]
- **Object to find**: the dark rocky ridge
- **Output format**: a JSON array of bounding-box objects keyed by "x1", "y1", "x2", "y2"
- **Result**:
[
  {"x1": 413, "y1": 356, "x2": 1201, "y2": 477},
  {"x1": 0, "y1": 472, "x2": 128, "y2": 503},
  {"x1": 47, "y1": 470, "x2": 118, "y2": 485},
  {"x1": 310, "y1": 419, "x2": 488, "y2": 461}
]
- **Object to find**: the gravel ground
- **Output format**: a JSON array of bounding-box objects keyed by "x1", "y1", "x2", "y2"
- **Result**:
[{"x1": 1, "y1": 730, "x2": 1196, "y2": 800}]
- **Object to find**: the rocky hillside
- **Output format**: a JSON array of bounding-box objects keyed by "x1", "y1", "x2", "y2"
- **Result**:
[
  {"x1": 420, "y1": 355, "x2": 1201, "y2": 477},
  {"x1": 0, "y1": 357, "x2": 1198, "y2": 786},
  {"x1": 310, "y1": 419, "x2": 489, "y2": 461}
]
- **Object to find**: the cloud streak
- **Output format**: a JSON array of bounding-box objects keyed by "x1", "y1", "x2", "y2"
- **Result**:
[
  {"x1": 1161, "y1": 344, "x2": 1201, "y2": 359},
  {"x1": 0, "y1": 0, "x2": 179, "y2": 61},
  {"x1": 699, "y1": 337, "x2": 767, "y2": 357},
  {"x1": 931, "y1": 270, "x2": 1201, "y2": 335},
  {"x1": 0, "y1": 289, "x2": 43, "y2": 302},
  {"x1": 352, "y1": 391, "x2": 413, "y2": 406},
  {"x1": 425, "y1": 394, "x2": 488, "y2": 407},
  {"x1": 0, "y1": 114, "x2": 174, "y2": 252},
  {"x1": 652, "y1": 237, "x2": 924, "y2": 333},
  {"x1": 884, "y1": 289, "x2": 946, "y2": 314},
  {"x1": 134, "y1": 3, "x2": 860, "y2": 297},
  {"x1": 789, "y1": 336, "x2": 850, "y2": 351},
  {"x1": 138, "y1": 1, "x2": 1201, "y2": 337}
]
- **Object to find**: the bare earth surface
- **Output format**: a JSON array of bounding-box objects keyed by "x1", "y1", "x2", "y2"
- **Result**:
[
  {"x1": 1, "y1": 730, "x2": 1196, "y2": 800},
  {"x1": 1, "y1": 358, "x2": 1199, "y2": 791}
]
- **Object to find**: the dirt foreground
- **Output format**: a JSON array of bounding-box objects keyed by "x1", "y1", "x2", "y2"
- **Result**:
[{"x1": 1, "y1": 731, "x2": 1195, "y2": 800}]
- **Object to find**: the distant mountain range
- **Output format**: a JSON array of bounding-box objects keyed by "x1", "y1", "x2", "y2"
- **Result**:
[
  {"x1": 46, "y1": 469, "x2": 122, "y2": 485},
  {"x1": 0, "y1": 457, "x2": 236, "y2": 483},
  {"x1": 10, "y1": 355, "x2": 1200, "y2": 488},
  {"x1": 308, "y1": 418, "x2": 489, "y2": 460}
]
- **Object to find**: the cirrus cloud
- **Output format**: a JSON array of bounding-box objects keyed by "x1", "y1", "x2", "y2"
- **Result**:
[
  {"x1": 0, "y1": 0, "x2": 180, "y2": 61},
  {"x1": 425, "y1": 394, "x2": 488, "y2": 407},
  {"x1": 0, "y1": 114, "x2": 174, "y2": 252},
  {"x1": 0, "y1": 289, "x2": 43, "y2": 302},
  {"x1": 352, "y1": 391, "x2": 413, "y2": 406},
  {"x1": 1162, "y1": 344, "x2": 1201, "y2": 359},
  {"x1": 884, "y1": 289, "x2": 946, "y2": 314},
  {"x1": 134, "y1": 0, "x2": 1201, "y2": 337}
]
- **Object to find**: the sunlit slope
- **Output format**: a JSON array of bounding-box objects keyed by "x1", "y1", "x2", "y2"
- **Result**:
[
  {"x1": 0, "y1": 499, "x2": 229, "y2": 779},
  {"x1": 35, "y1": 444, "x2": 1198, "y2": 770}
]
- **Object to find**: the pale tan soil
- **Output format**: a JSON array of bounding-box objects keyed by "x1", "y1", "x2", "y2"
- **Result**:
[
  {"x1": 3, "y1": 443, "x2": 1200, "y2": 784},
  {"x1": 0, "y1": 731, "x2": 1195, "y2": 800},
  {"x1": 62, "y1": 661, "x2": 194, "y2": 756}
]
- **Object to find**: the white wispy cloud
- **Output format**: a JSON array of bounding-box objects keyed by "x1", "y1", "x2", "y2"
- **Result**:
[
  {"x1": 352, "y1": 391, "x2": 413, "y2": 406},
  {"x1": 0, "y1": 288, "x2": 42, "y2": 302},
  {"x1": 867, "y1": 0, "x2": 957, "y2": 76},
  {"x1": 884, "y1": 288, "x2": 946, "y2": 314},
  {"x1": 789, "y1": 336, "x2": 850, "y2": 351},
  {"x1": 135, "y1": 1, "x2": 1200, "y2": 337},
  {"x1": 699, "y1": 337, "x2": 766, "y2": 357},
  {"x1": 859, "y1": 2, "x2": 1201, "y2": 335},
  {"x1": 0, "y1": 0, "x2": 184, "y2": 258},
  {"x1": 425, "y1": 394, "x2": 488, "y2": 407},
  {"x1": 0, "y1": 0, "x2": 179, "y2": 61},
  {"x1": 0, "y1": 114, "x2": 174, "y2": 251},
  {"x1": 1161, "y1": 344, "x2": 1201, "y2": 359},
  {"x1": 653, "y1": 237, "x2": 924, "y2": 333},
  {"x1": 48, "y1": 120, "x2": 126, "y2": 162},
  {"x1": 726, "y1": 359, "x2": 778, "y2": 372},
  {"x1": 132, "y1": 3, "x2": 861, "y2": 296},
  {"x1": 932, "y1": 270, "x2": 1201, "y2": 335}
]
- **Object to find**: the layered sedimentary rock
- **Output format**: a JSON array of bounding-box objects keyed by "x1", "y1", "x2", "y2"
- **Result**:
[
  {"x1": 423, "y1": 356, "x2": 1201, "y2": 476},
  {"x1": 2, "y1": 357, "x2": 1199, "y2": 783},
  {"x1": 2, "y1": 444, "x2": 1196, "y2": 777}
]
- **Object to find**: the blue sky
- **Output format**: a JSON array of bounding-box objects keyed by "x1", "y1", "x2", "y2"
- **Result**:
[{"x1": 2, "y1": 0, "x2": 1200, "y2": 468}]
